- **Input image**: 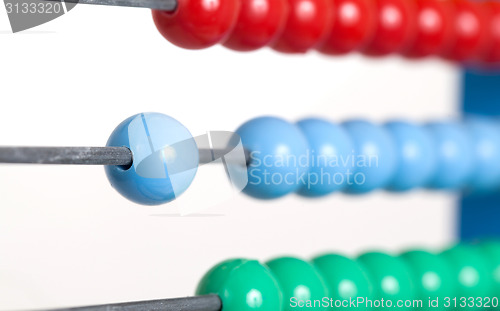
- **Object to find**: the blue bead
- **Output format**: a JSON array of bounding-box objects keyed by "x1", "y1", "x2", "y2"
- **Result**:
[
  {"x1": 465, "y1": 117, "x2": 500, "y2": 192},
  {"x1": 342, "y1": 120, "x2": 397, "y2": 193},
  {"x1": 425, "y1": 121, "x2": 474, "y2": 190},
  {"x1": 385, "y1": 121, "x2": 437, "y2": 192},
  {"x1": 296, "y1": 118, "x2": 354, "y2": 196},
  {"x1": 235, "y1": 117, "x2": 309, "y2": 199},
  {"x1": 105, "y1": 113, "x2": 198, "y2": 205}
]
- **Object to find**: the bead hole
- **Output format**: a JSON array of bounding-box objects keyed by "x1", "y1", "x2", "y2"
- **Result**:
[{"x1": 116, "y1": 147, "x2": 133, "y2": 171}]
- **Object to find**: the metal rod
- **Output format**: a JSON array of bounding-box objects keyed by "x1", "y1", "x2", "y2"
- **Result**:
[
  {"x1": 43, "y1": 295, "x2": 222, "y2": 311},
  {"x1": 0, "y1": 146, "x2": 250, "y2": 166},
  {"x1": 42, "y1": 0, "x2": 177, "y2": 11},
  {"x1": 0, "y1": 147, "x2": 132, "y2": 166}
]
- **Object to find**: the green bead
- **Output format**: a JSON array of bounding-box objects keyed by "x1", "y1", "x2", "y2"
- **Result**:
[
  {"x1": 196, "y1": 258, "x2": 283, "y2": 311},
  {"x1": 440, "y1": 244, "x2": 494, "y2": 309},
  {"x1": 312, "y1": 253, "x2": 373, "y2": 311},
  {"x1": 476, "y1": 240, "x2": 500, "y2": 297},
  {"x1": 358, "y1": 252, "x2": 414, "y2": 308},
  {"x1": 266, "y1": 257, "x2": 329, "y2": 311},
  {"x1": 400, "y1": 250, "x2": 456, "y2": 310}
]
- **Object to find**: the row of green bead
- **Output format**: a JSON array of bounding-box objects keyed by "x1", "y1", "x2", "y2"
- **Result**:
[{"x1": 196, "y1": 241, "x2": 500, "y2": 311}]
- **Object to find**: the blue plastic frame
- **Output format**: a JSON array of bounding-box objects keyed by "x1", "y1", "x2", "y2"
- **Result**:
[{"x1": 460, "y1": 69, "x2": 500, "y2": 240}]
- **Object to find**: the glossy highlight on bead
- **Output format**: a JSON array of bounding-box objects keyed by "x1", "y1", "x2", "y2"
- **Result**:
[
  {"x1": 465, "y1": 117, "x2": 500, "y2": 192},
  {"x1": 361, "y1": 0, "x2": 417, "y2": 55},
  {"x1": 271, "y1": 0, "x2": 334, "y2": 53},
  {"x1": 266, "y1": 257, "x2": 328, "y2": 311},
  {"x1": 312, "y1": 254, "x2": 373, "y2": 310},
  {"x1": 441, "y1": 244, "x2": 494, "y2": 304},
  {"x1": 401, "y1": 0, "x2": 451, "y2": 57},
  {"x1": 152, "y1": 0, "x2": 240, "y2": 49},
  {"x1": 440, "y1": 0, "x2": 488, "y2": 62},
  {"x1": 385, "y1": 121, "x2": 436, "y2": 191},
  {"x1": 400, "y1": 250, "x2": 455, "y2": 309},
  {"x1": 223, "y1": 0, "x2": 289, "y2": 51},
  {"x1": 357, "y1": 252, "x2": 414, "y2": 303},
  {"x1": 196, "y1": 259, "x2": 283, "y2": 311},
  {"x1": 317, "y1": 0, "x2": 375, "y2": 54},
  {"x1": 425, "y1": 121, "x2": 474, "y2": 190}
]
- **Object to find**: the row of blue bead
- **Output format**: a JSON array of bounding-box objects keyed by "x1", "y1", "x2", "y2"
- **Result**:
[
  {"x1": 236, "y1": 116, "x2": 500, "y2": 199},
  {"x1": 103, "y1": 113, "x2": 500, "y2": 205}
]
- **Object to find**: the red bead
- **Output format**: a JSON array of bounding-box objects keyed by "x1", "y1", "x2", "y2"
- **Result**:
[
  {"x1": 401, "y1": 0, "x2": 451, "y2": 58},
  {"x1": 361, "y1": 0, "x2": 417, "y2": 56},
  {"x1": 440, "y1": 0, "x2": 488, "y2": 62},
  {"x1": 152, "y1": 0, "x2": 241, "y2": 50},
  {"x1": 223, "y1": 0, "x2": 289, "y2": 51},
  {"x1": 317, "y1": 0, "x2": 375, "y2": 54},
  {"x1": 271, "y1": 0, "x2": 335, "y2": 53},
  {"x1": 479, "y1": 1, "x2": 500, "y2": 64}
]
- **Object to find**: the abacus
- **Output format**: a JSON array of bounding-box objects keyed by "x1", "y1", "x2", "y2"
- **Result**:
[{"x1": 3, "y1": 0, "x2": 500, "y2": 310}]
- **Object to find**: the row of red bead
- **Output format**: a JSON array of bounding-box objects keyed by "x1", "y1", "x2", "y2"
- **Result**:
[{"x1": 152, "y1": 0, "x2": 500, "y2": 64}]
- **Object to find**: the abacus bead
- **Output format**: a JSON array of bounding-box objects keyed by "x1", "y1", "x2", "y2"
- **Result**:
[
  {"x1": 440, "y1": 0, "x2": 488, "y2": 62},
  {"x1": 235, "y1": 117, "x2": 309, "y2": 199},
  {"x1": 480, "y1": 1, "x2": 500, "y2": 64},
  {"x1": 317, "y1": 0, "x2": 375, "y2": 55},
  {"x1": 440, "y1": 244, "x2": 494, "y2": 303},
  {"x1": 265, "y1": 257, "x2": 328, "y2": 311},
  {"x1": 384, "y1": 121, "x2": 436, "y2": 191},
  {"x1": 400, "y1": 250, "x2": 455, "y2": 310},
  {"x1": 296, "y1": 118, "x2": 354, "y2": 196},
  {"x1": 196, "y1": 259, "x2": 283, "y2": 311},
  {"x1": 105, "y1": 113, "x2": 198, "y2": 205},
  {"x1": 465, "y1": 118, "x2": 500, "y2": 192},
  {"x1": 342, "y1": 120, "x2": 397, "y2": 194},
  {"x1": 361, "y1": 0, "x2": 416, "y2": 56},
  {"x1": 312, "y1": 254, "x2": 373, "y2": 311},
  {"x1": 477, "y1": 240, "x2": 500, "y2": 297},
  {"x1": 425, "y1": 121, "x2": 474, "y2": 190},
  {"x1": 271, "y1": 0, "x2": 334, "y2": 53},
  {"x1": 357, "y1": 252, "x2": 414, "y2": 303},
  {"x1": 152, "y1": 0, "x2": 240, "y2": 50},
  {"x1": 401, "y1": 0, "x2": 451, "y2": 58},
  {"x1": 223, "y1": 0, "x2": 289, "y2": 51}
]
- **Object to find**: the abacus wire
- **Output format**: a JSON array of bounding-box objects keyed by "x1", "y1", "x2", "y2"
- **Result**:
[
  {"x1": 42, "y1": 295, "x2": 222, "y2": 311},
  {"x1": 0, "y1": 146, "x2": 250, "y2": 166},
  {"x1": 42, "y1": 0, "x2": 177, "y2": 10}
]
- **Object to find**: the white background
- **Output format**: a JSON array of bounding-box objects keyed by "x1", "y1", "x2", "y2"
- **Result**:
[{"x1": 0, "y1": 5, "x2": 460, "y2": 310}]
